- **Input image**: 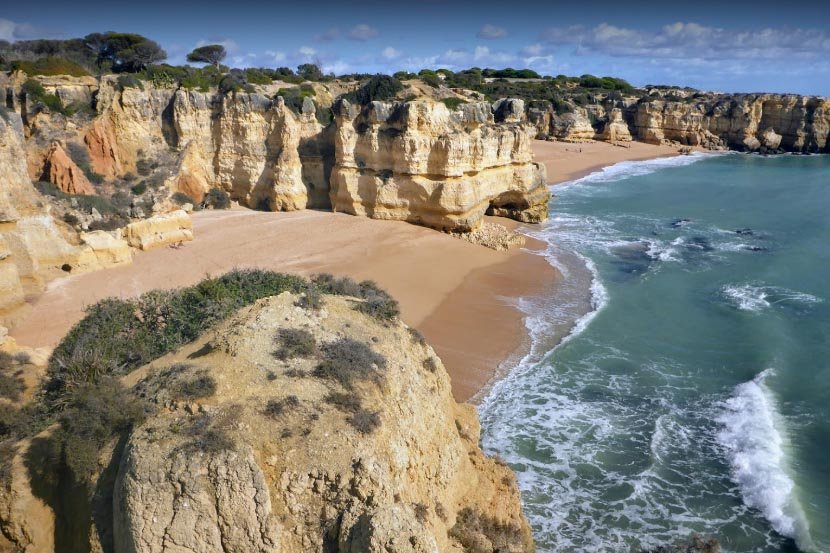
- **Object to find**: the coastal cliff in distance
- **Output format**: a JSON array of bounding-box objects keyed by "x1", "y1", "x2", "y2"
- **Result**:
[
  {"x1": 531, "y1": 91, "x2": 830, "y2": 153},
  {"x1": 0, "y1": 275, "x2": 534, "y2": 553}
]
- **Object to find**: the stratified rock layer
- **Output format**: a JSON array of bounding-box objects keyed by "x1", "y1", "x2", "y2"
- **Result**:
[
  {"x1": 534, "y1": 93, "x2": 830, "y2": 152},
  {"x1": 331, "y1": 99, "x2": 548, "y2": 231}
]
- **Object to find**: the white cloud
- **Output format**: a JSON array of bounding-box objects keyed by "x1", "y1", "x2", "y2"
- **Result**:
[
  {"x1": 265, "y1": 50, "x2": 286, "y2": 63},
  {"x1": 348, "y1": 24, "x2": 379, "y2": 41},
  {"x1": 477, "y1": 24, "x2": 507, "y2": 39},
  {"x1": 0, "y1": 18, "x2": 55, "y2": 41},
  {"x1": 315, "y1": 27, "x2": 340, "y2": 42},
  {"x1": 540, "y1": 21, "x2": 830, "y2": 61},
  {"x1": 473, "y1": 45, "x2": 516, "y2": 65},
  {"x1": 323, "y1": 60, "x2": 353, "y2": 75},
  {"x1": 520, "y1": 43, "x2": 545, "y2": 57},
  {"x1": 437, "y1": 49, "x2": 469, "y2": 65},
  {"x1": 381, "y1": 47, "x2": 402, "y2": 60},
  {"x1": 299, "y1": 46, "x2": 317, "y2": 57}
]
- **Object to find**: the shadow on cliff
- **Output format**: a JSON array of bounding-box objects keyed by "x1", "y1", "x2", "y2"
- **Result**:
[{"x1": 23, "y1": 433, "x2": 129, "y2": 553}]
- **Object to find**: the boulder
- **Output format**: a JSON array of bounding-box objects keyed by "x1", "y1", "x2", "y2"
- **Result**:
[{"x1": 122, "y1": 209, "x2": 193, "y2": 250}]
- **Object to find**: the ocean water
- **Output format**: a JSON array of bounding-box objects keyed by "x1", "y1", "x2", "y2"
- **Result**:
[{"x1": 480, "y1": 153, "x2": 830, "y2": 552}]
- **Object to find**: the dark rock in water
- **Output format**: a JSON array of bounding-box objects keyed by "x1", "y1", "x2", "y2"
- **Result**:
[
  {"x1": 745, "y1": 245, "x2": 767, "y2": 252},
  {"x1": 671, "y1": 218, "x2": 691, "y2": 228},
  {"x1": 685, "y1": 236, "x2": 714, "y2": 252},
  {"x1": 641, "y1": 535, "x2": 720, "y2": 553},
  {"x1": 735, "y1": 228, "x2": 754, "y2": 236},
  {"x1": 611, "y1": 241, "x2": 653, "y2": 277}
]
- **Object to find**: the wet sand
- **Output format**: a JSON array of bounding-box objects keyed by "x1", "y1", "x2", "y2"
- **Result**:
[{"x1": 532, "y1": 139, "x2": 682, "y2": 184}]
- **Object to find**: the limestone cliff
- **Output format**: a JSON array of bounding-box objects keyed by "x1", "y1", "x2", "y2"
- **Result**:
[
  {"x1": 534, "y1": 93, "x2": 830, "y2": 153},
  {"x1": 5, "y1": 73, "x2": 549, "y2": 233},
  {"x1": 330, "y1": 98, "x2": 548, "y2": 231},
  {"x1": 112, "y1": 292, "x2": 533, "y2": 552},
  {"x1": 0, "y1": 288, "x2": 534, "y2": 552},
  {"x1": 0, "y1": 113, "x2": 135, "y2": 326}
]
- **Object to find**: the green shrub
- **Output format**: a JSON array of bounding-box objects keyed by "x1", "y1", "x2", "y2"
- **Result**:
[
  {"x1": 343, "y1": 75, "x2": 403, "y2": 105},
  {"x1": 347, "y1": 408, "x2": 380, "y2": 434},
  {"x1": 45, "y1": 270, "x2": 306, "y2": 404},
  {"x1": 0, "y1": 372, "x2": 25, "y2": 401},
  {"x1": 116, "y1": 74, "x2": 144, "y2": 90},
  {"x1": 324, "y1": 391, "x2": 361, "y2": 413},
  {"x1": 53, "y1": 377, "x2": 146, "y2": 483},
  {"x1": 276, "y1": 86, "x2": 316, "y2": 114},
  {"x1": 65, "y1": 142, "x2": 104, "y2": 184},
  {"x1": 274, "y1": 328, "x2": 316, "y2": 360},
  {"x1": 311, "y1": 274, "x2": 399, "y2": 322},
  {"x1": 414, "y1": 503, "x2": 429, "y2": 523},
  {"x1": 352, "y1": 281, "x2": 400, "y2": 322},
  {"x1": 34, "y1": 180, "x2": 67, "y2": 198},
  {"x1": 73, "y1": 194, "x2": 116, "y2": 214},
  {"x1": 448, "y1": 507, "x2": 529, "y2": 552},
  {"x1": 172, "y1": 373, "x2": 217, "y2": 400},
  {"x1": 441, "y1": 97, "x2": 467, "y2": 110},
  {"x1": 264, "y1": 395, "x2": 300, "y2": 419},
  {"x1": 87, "y1": 216, "x2": 128, "y2": 232},
  {"x1": 244, "y1": 68, "x2": 273, "y2": 85},
  {"x1": 130, "y1": 182, "x2": 147, "y2": 195},
  {"x1": 202, "y1": 188, "x2": 230, "y2": 209},
  {"x1": 22, "y1": 79, "x2": 66, "y2": 114},
  {"x1": 171, "y1": 191, "x2": 196, "y2": 205},
  {"x1": 11, "y1": 57, "x2": 90, "y2": 77},
  {"x1": 295, "y1": 284, "x2": 323, "y2": 310},
  {"x1": 62, "y1": 212, "x2": 80, "y2": 226},
  {"x1": 313, "y1": 338, "x2": 386, "y2": 389}
]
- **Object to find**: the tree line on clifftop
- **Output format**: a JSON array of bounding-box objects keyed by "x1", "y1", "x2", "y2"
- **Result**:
[{"x1": 0, "y1": 31, "x2": 648, "y2": 110}]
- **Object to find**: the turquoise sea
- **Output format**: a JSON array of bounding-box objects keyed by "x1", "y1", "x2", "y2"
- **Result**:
[{"x1": 480, "y1": 153, "x2": 830, "y2": 552}]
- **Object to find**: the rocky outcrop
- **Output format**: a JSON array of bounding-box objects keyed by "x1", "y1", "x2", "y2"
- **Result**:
[
  {"x1": 112, "y1": 292, "x2": 533, "y2": 552},
  {"x1": 330, "y1": 99, "x2": 548, "y2": 231},
  {"x1": 598, "y1": 108, "x2": 633, "y2": 142},
  {"x1": 42, "y1": 142, "x2": 96, "y2": 195},
  {"x1": 78, "y1": 230, "x2": 133, "y2": 266},
  {"x1": 122, "y1": 209, "x2": 193, "y2": 250}
]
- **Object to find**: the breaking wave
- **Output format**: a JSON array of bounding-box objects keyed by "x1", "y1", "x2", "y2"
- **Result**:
[
  {"x1": 717, "y1": 370, "x2": 815, "y2": 551},
  {"x1": 720, "y1": 284, "x2": 822, "y2": 312}
]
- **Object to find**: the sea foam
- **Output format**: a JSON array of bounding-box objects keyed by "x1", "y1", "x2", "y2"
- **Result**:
[
  {"x1": 563, "y1": 151, "x2": 713, "y2": 186},
  {"x1": 721, "y1": 284, "x2": 822, "y2": 312},
  {"x1": 717, "y1": 369, "x2": 815, "y2": 551}
]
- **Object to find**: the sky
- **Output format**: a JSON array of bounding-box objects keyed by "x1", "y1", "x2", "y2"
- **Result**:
[{"x1": 2, "y1": 0, "x2": 829, "y2": 95}]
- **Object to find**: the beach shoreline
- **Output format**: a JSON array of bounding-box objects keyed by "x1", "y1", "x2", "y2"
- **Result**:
[{"x1": 9, "y1": 139, "x2": 686, "y2": 403}]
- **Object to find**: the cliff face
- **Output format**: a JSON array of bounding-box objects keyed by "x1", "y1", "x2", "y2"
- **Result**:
[
  {"x1": 535, "y1": 93, "x2": 830, "y2": 153},
  {"x1": 0, "y1": 113, "x2": 105, "y2": 322},
  {"x1": 112, "y1": 292, "x2": 533, "y2": 552},
  {"x1": 5, "y1": 73, "x2": 548, "y2": 233},
  {"x1": 331, "y1": 98, "x2": 548, "y2": 231},
  {"x1": 172, "y1": 91, "x2": 321, "y2": 210}
]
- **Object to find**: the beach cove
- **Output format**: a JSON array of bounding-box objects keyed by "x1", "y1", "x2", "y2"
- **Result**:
[{"x1": 9, "y1": 140, "x2": 679, "y2": 403}]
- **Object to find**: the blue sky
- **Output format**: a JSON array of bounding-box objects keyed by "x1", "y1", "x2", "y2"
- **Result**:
[{"x1": 2, "y1": 0, "x2": 829, "y2": 95}]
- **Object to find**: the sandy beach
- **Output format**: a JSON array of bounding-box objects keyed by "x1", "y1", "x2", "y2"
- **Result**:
[
  {"x1": 10, "y1": 209, "x2": 556, "y2": 402},
  {"x1": 532, "y1": 139, "x2": 682, "y2": 184},
  {"x1": 10, "y1": 139, "x2": 683, "y2": 402}
]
